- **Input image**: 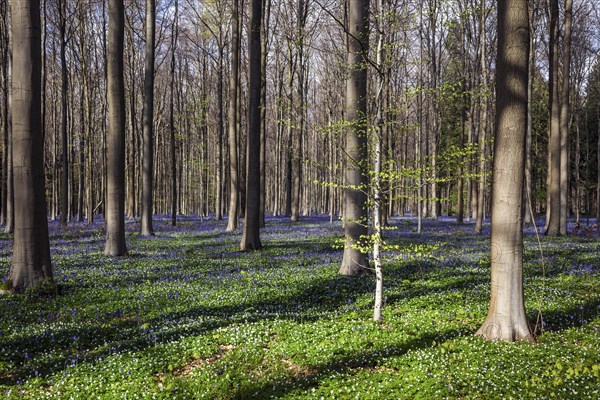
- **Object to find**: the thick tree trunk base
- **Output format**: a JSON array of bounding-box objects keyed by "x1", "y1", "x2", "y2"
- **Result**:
[
  {"x1": 240, "y1": 235, "x2": 262, "y2": 252},
  {"x1": 339, "y1": 248, "x2": 368, "y2": 275},
  {"x1": 476, "y1": 318, "x2": 535, "y2": 343},
  {"x1": 104, "y1": 238, "x2": 127, "y2": 256}
]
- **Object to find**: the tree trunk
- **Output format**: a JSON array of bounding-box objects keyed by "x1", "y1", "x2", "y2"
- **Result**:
[
  {"x1": 524, "y1": 1, "x2": 534, "y2": 225},
  {"x1": 226, "y1": 0, "x2": 240, "y2": 232},
  {"x1": 77, "y1": 84, "x2": 84, "y2": 222},
  {"x1": 169, "y1": 0, "x2": 178, "y2": 226},
  {"x1": 59, "y1": 0, "x2": 69, "y2": 226},
  {"x1": 140, "y1": 0, "x2": 155, "y2": 236},
  {"x1": 546, "y1": 0, "x2": 560, "y2": 236},
  {"x1": 5, "y1": 0, "x2": 54, "y2": 293},
  {"x1": 4, "y1": 5, "x2": 13, "y2": 234},
  {"x1": 0, "y1": 4, "x2": 5, "y2": 227},
  {"x1": 475, "y1": 1, "x2": 488, "y2": 234},
  {"x1": 476, "y1": 0, "x2": 534, "y2": 343},
  {"x1": 216, "y1": 45, "x2": 224, "y2": 221},
  {"x1": 339, "y1": 0, "x2": 369, "y2": 275},
  {"x1": 104, "y1": 0, "x2": 127, "y2": 256},
  {"x1": 259, "y1": 0, "x2": 270, "y2": 228},
  {"x1": 373, "y1": 0, "x2": 384, "y2": 321},
  {"x1": 240, "y1": 0, "x2": 263, "y2": 251},
  {"x1": 559, "y1": 0, "x2": 572, "y2": 235}
]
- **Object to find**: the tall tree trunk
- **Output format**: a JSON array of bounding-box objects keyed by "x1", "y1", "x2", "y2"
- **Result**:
[
  {"x1": 259, "y1": 0, "x2": 270, "y2": 228},
  {"x1": 77, "y1": 84, "x2": 84, "y2": 222},
  {"x1": 339, "y1": 0, "x2": 369, "y2": 275},
  {"x1": 559, "y1": 0, "x2": 572, "y2": 235},
  {"x1": 5, "y1": 0, "x2": 54, "y2": 293},
  {"x1": 59, "y1": 0, "x2": 69, "y2": 226},
  {"x1": 524, "y1": 1, "x2": 534, "y2": 224},
  {"x1": 475, "y1": 1, "x2": 488, "y2": 234},
  {"x1": 169, "y1": 0, "x2": 178, "y2": 226},
  {"x1": 216, "y1": 44, "x2": 224, "y2": 221},
  {"x1": 126, "y1": 25, "x2": 137, "y2": 220},
  {"x1": 373, "y1": 0, "x2": 384, "y2": 321},
  {"x1": 226, "y1": 0, "x2": 240, "y2": 232},
  {"x1": 291, "y1": 0, "x2": 307, "y2": 222},
  {"x1": 476, "y1": 0, "x2": 534, "y2": 343},
  {"x1": 285, "y1": 45, "x2": 295, "y2": 217},
  {"x1": 240, "y1": 0, "x2": 263, "y2": 251},
  {"x1": 104, "y1": 0, "x2": 127, "y2": 256},
  {"x1": 1, "y1": 2, "x2": 9, "y2": 227},
  {"x1": 4, "y1": 5, "x2": 13, "y2": 235},
  {"x1": 597, "y1": 100, "x2": 600, "y2": 227},
  {"x1": 140, "y1": 0, "x2": 155, "y2": 236},
  {"x1": 546, "y1": 0, "x2": 561, "y2": 236}
]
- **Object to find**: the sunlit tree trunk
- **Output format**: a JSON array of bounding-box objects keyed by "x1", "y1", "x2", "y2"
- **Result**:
[
  {"x1": 475, "y1": 0, "x2": 488, "y2": 234},
  {"x1": 476, "y1": 0, "x2": 534, "y2": 343},
  {"x1": 524, "y1": 1, "x2": 535, "y2": 225},
  {"x1": 226, "y1": 0, "x2": 240, "y2": 232},
  {"x1": 140, "y1": 0, "x2": 155, "y2": 236},
  {"x1": 373, "y1": 0, "x2": 384, "y2": 321},
  {"x1": 259, "y1": 0, "x2": 271, "y2": 227},
  {"x1": 5, "y1": 0, "x2": 54, "y2": 293},
  {"x1": 546, "y1": 0, "x2": 561, "y2": 236},
  {"x1": 104, "y1": 0, "x2": 127, "y2": 256},
  {"x1": 340, "y1": 0, "x2": 369, "y2": 275},
  {"x1": 559, "y1": 0, "x2": 572, "y2": 235},
  {"x1": 0, "y1": 1, "x2": 7, "y2": 226}
]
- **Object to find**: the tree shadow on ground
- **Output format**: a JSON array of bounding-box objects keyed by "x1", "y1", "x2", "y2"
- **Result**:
[
  {"x1": 0, "y1": 264, "x2": 477, "y2": 386},
  {"x1": 537, "y1": 296, "x2": 600, "y2": 333},
  {"x1": 232, "y1": 328, "x2": 464, "y2": 399}
]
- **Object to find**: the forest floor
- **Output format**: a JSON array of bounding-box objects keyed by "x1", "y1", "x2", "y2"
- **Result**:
[{"x1": 0, "y1": 214, "x2": 598, "y2": 399}]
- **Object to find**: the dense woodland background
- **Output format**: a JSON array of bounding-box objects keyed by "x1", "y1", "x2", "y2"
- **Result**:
[{"x1": 0, "y1": 0, "x2": 598, "y2": 232}]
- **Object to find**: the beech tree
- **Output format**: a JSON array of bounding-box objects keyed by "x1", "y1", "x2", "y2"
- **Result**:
[
  {"x1": 240, "y1": 0, "x2": 264, "y2": 251},
  {"x1": 104, "y1": 0, "x2": 127, "y2": 256},
  {"x1": 226, "y1": 0, "x2": 240, "y2": 232},
  {"x1": 3, "y1": 2, "x2": 13, "y2": 235},
  {"x1": 140, "y1": 0, "x2": 155, "y2": 236},
  {"x1": 4, "y1": 0, "x2": 54, "y2": 293},
  {"x1": 476, "y1": 0, "x2": 534, "y2": 343},
  {"x1": 339, "y1": 0, "x2": 369, "y2": 275}
]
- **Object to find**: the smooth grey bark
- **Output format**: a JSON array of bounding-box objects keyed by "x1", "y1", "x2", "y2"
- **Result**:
[
  {"x1": 546, "y1": 0, "x2": 561, "y2": 236},
  {"x1": 339, "y1": 0, "x2": 369, "y2": 275},
  {"x1": 226, "y1": 0, "x2": 240, "y2": 232},
  {"x1": 259, "y1": 0, "x2": 270, "y2": 228},
  {"x1": 291, "y1": 0, "x2": 308, "y2": 223},
  {"x1": 4, "y1": 5, "x2": 13, "y2": 234},
  {"x1": 559, "y1": 0, "x2": 573, "y2": 235},
  {"x1": 5, "y1": 0, "x2": 54, "y2": 293},
  {"x1": 77, "y1": 81, "x2": 84, "y2": 222},
  {"x1": 140, "y1": 0, "x2": 155, "y2": 236},
  {"x1": 474, "y1": 0, "x2": 488, "y2": 234},
  {"x1": 104, "y1": 0, "x2": 127, "y2": 256},
  {"x1": 0, "y1": 0, "x2": 7, "y2": 226},
  {"x1": 476, "y1": 0, "x2": 534, "y2": 342},
  {"x1": 58, "y1": 0, "x2": 69, "y2": 226},
  {"x1": 169, "y1": 0, "x2": 178, "y2": 227},
  {"x1": 524, "y1": 1, "x2": 534, "y2": 225},
  {"x1": 216, "y1": 44, "x2": 224, "y2": 221},
  {"x1": 240, "y1": 0, "x2": 263, "y2": 251}
]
